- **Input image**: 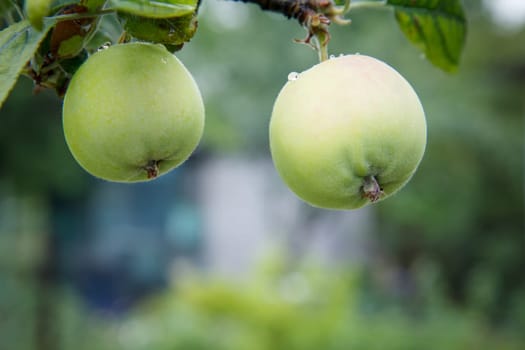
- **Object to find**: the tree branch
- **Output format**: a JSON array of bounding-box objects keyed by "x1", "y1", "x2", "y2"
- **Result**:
[
  {"x1": 233, "y1": 0, "x2": 330, "y2": 24},
  {"x1": 231, "y1": 0, "x2": 348, "y2": 56}
]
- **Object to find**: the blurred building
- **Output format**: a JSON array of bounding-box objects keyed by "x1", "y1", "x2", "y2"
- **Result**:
[{"x1": 61, "y1": 156, "x2": 374, "y2": 311}]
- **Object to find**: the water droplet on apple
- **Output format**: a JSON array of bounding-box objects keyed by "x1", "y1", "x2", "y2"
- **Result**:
[
  {"x1": 288, "y1": 72, "x2": 299, "y2": 81},
  {"x1": 329, "y1": 54, "x2": 336, "y2": 59},
  {"x1": 97, "y1": 42, "x2": 111, "y2": 51}
]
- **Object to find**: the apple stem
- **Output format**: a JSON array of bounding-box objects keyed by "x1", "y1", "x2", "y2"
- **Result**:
[
  {"x1": 315, "y1": 32, "x2": 330, "y2": 62},
  {"x1": 144, "y1": 160, "x2": 160, "y2": 179},
  {"x1": 361, "y1": 175, "x2": 384, "y2": 202}
]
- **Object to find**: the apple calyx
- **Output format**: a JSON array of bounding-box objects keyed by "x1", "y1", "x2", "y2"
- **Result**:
[
  {"x1": 144, "y1": 160, "x2": 160, "y2": 179},
  {"x1": 361, "y1": 175, "x2": 384, "y2": 202}
]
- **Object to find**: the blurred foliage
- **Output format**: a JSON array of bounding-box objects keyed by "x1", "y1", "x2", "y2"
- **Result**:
[
  {"x1": 0, "y1": 276, "x2": 117, "y2": 350},
  {"x1": 18, "y1": 258, "x2": 520, "y2": 350},
  {"x1": 0, "y1": 77, "x2": 90, "y2": 197},
  {"x1": 2, "y1": 256, "x2": 525, "y2": 350}
]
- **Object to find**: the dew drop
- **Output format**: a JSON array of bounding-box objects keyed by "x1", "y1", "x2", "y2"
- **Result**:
[
  {"x1": 355, "y1": 52, "x2": 361, "y2": 55},
  {"x1": 97, "y1": 42, "x2": 111, "y2": 51},
  {"x1": 339, "y1": 53, "x2": 344, "y2": 57},
  {"x1": 329, "y1": 54, "x2": 336, "y2": 59},
  {"x1": 288, "y1": 72, "x2": 299, "y2": 81},
  {"x1": 161, "y1": 58, "x2": 168, "y2": 64},
  {"x1": 420, "y1": 53, "x2": 426, "y2": 60}
]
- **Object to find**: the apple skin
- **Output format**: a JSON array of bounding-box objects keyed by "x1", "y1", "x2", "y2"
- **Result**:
[
  {"x1": 269, "y1": 55, "x2": 427, "y2": 210},
  {"x1": 62, "y1": 42, "x2": 204, "y2": 182}
]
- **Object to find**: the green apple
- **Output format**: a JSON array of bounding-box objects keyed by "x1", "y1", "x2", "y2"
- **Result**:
[
  {"x1": 62, "y1": 42, "x2": 204, "y2": 182},
  {"x1": 269, "y1": 54, "x2": 427, "y2": 210}
]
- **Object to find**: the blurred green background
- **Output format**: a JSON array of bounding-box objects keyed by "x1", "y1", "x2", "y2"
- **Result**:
[{"x1": 0, "y1": 0, "x2": 524, "y2": 349}]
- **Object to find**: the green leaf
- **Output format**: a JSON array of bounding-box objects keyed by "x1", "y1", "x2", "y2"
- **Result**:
[
  {"x1": 386, "y1": 0, "x2": 467, "y2": 72},
  {"x1": 110, "y1": 0, "x2": 197, "y2": 19},
  {"x1": 0, "y1": 20, "x2": 51, "y2": 108}
]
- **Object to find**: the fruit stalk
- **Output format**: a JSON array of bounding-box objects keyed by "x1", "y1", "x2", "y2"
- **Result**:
[{"x1": 315, "y1": 30, "x2": 329, "y2": 61}]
